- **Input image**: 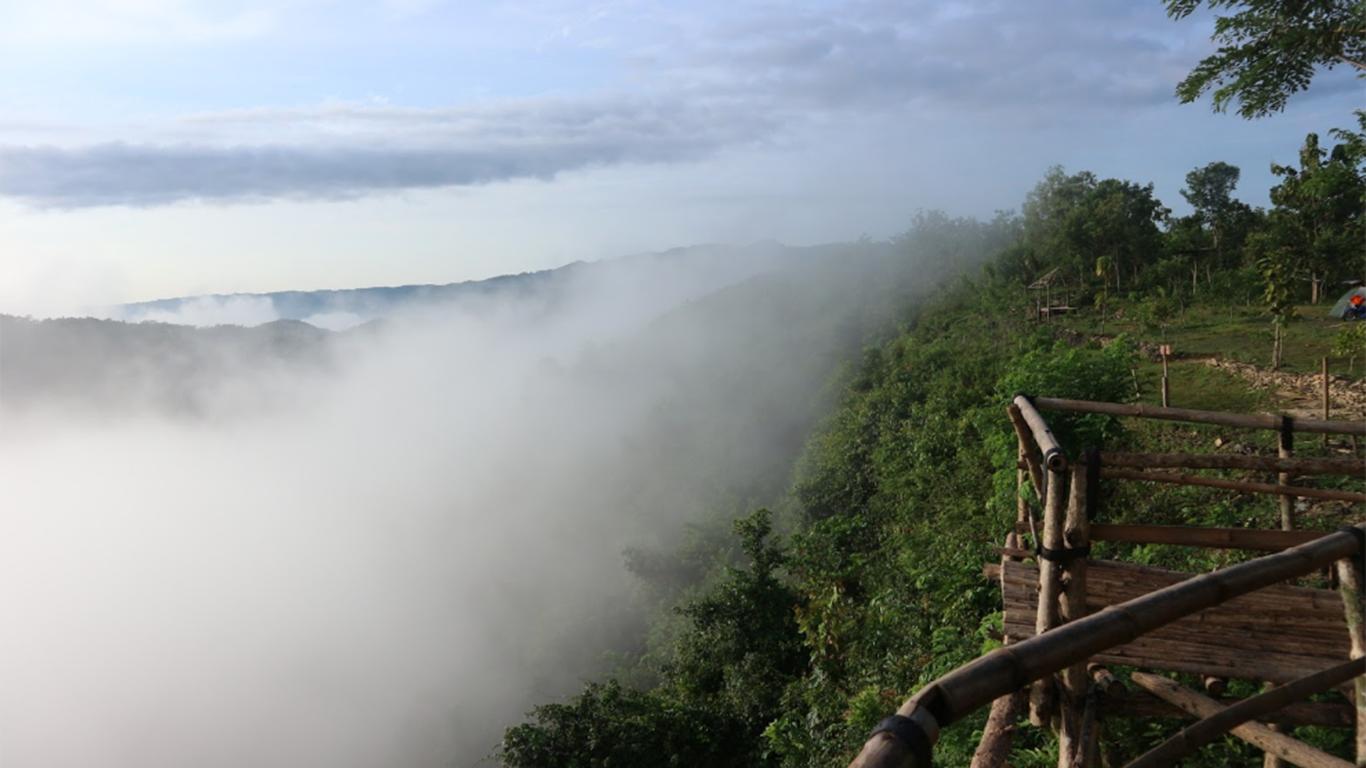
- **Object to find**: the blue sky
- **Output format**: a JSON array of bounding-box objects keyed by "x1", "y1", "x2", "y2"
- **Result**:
[{"x1": 0, "y1": 0, "x2": 1361, "y2": 312}]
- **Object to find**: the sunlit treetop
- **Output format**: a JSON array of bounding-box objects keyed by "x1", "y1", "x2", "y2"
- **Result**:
[{"x1": 1166, "y1": 0, "x2": 1366, "y2": 118}]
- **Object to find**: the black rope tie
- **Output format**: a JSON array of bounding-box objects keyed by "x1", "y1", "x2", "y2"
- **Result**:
[
  {"x1": 1037, "y1": 544, "x2": 1092, "y2": 563},
  {"x1": 870, "y1": 715, "x2": 933, "y2": 766}
]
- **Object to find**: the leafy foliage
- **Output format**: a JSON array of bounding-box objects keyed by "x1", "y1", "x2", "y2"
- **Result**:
[{"x1": 1165, "y1": 0, "x2": 1366, "y2": 118}]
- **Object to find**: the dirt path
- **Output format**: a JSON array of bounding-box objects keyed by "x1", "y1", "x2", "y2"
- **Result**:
[{"x1": 1203, "y1": 358, "x2": 1366, "y2": 423}]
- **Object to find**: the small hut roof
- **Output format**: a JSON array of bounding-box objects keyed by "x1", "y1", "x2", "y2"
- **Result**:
[{"x1": 1028, "y1": 267, "x2": 1062, "y2": 290}]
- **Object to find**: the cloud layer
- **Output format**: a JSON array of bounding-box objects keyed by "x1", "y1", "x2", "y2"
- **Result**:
[{"x1": 0, "y1": 0, "x2": 1354, "y2": 208}]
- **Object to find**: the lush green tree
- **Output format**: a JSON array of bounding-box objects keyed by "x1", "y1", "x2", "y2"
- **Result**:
[
  {"x1": 501, "y1": 509, "x2": 804, "y2": 767},
  {"x1": 1267, "y1": 130, "x2": 1366, "y2": 300},
  {"x1": 1081, "y1": 179, "x2": 1170, "y2": 292},
  {"x1": 1020, "y1": 169, "x2": 1169, "y2": 292},
  {"x1": 1165, "y1": 0, "x2": 1366, "y2": 118}
]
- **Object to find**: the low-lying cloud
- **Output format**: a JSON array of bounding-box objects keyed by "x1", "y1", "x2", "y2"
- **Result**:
[{"x1": 1, "y1": 238, "x2": 955, "y2": 768}]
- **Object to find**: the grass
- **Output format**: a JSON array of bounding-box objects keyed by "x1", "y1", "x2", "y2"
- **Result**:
[{"x1": 1061, "y1": 299, "x2": 1364, "y2": 381}]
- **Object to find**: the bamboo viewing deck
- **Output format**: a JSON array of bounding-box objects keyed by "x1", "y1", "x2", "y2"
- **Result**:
[{"x1": 849, "y1": 396, "x2": 1366, "y2": 768}]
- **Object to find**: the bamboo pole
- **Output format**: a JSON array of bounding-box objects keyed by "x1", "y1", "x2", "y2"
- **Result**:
[
  {"x1": 1031, "y1": 466, "x2": 1067, "y2": 727},
  {"x1": 972, "y1": 536, "x2": 1029, "y2": 768},
  {"x1": 1203, "y1": 676, "x2": 1229, "y2": 696},
  {"x1": 1128, "y1": 665, "x2": 1363, "y2": 768},
  {"x1": 1335, "y1": 549, "x2": 1365, "y2": 767},
  {"x1": 1013, "y1": 522, "x2": 1325, "y2": 552},
  {"x1": 1281, "y1": 416, "x2": 1297, "y2": 536},
  {"x1": 1031, "y1": 397, "x2": 1366, "y2": 436},
  {"x1": 1014, "y1": 396, "x2": 1067, "y2": 471},
  {"x1": 1070, "y1": 688, "x2": 1100, "y2": 768},
  {"x1": 1099, "y1": 468, "x2": 1366, "y2": 504},
  {"x1": 1007, "y1": 403, "x2": 1046, "y2": 500},
  {"x1": 846, "y1": 526, "x2": 1365, "y2": 768},
  {"x1": 1091, "y1": 452, "x2": 1366, "y2": 477},
  {"x1": 1087, "y1": 664, "x2": 1122, "y2": 697},
  {"x1": 1271, "y1": 418, "x2": 1298, "y2": 768},
  {"x1": 1058, "y1": 464, "x2": 1091, "y2": 768}
]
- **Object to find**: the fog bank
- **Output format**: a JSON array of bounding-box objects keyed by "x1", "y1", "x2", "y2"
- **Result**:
[{"x1": 0, "y1": 237, "x2": 978, "y2": 767}]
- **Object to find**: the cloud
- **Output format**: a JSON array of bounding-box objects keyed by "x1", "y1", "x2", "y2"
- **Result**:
[
  {"x1": 0, "y1": 97, "x2": 772, "y2": 208},
  {"x1": 0, "y1": 0, "x2": 1302, "y2": 208}
]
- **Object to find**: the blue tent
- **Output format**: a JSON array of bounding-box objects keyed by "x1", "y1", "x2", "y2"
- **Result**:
[{"x1": 1329, "y1": 286, "x2": 1366, "y2": 319}]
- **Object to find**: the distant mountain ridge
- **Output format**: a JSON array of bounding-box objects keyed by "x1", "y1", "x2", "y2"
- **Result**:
[{"x1": 114, "y1": 242, "x2": 800, "y2": 328}]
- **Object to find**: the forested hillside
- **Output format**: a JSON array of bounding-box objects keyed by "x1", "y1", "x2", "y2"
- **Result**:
[{"x1": 501, "y1": 107, "x2": 1366, "y2": 767}]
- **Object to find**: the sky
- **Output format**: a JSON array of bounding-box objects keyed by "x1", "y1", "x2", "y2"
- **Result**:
[{"x1": 0, "y1": 0, "x2": 1361, "y2": 313}]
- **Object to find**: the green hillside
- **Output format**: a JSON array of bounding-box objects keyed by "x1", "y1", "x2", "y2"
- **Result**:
[{"x1": 500, "y1": 112, "x2": 1365, "y2": 767}]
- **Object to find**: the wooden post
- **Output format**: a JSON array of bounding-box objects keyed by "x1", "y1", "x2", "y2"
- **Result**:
[
  {"x1": 1070, "y1": 688, "x2": 1099, "y2": 768},
  {"x1": 1031, "y1": 466, "x2": 1067, "y2": 728},
  {"x1": 1269, "y1": 414, "x2": 1294, "y2": 768},
  {"x1": 1323, "y1": 357, "x2": 1331, "y2": 449},
  {"x1": 1336, "y1": 546, "x2": 1365, "y2": 767},
  {"x1": 1279, "y1": 416, "x2": 1295, "y2": 533},
  {"x1": 1203, "y1": 676, "x2": 1229, "y2": 696},
  {"x1": 972, "y1": 534, "x2": 1029, "y2": 768},
  {"x1": 1265, "y1": 683, "x2": 1290, "y2": 768},
  {"x1": 1057, "y1": 464, "x2": 1091, "y2": 767},
  {"x1": 1161, "y1": 344, "x2": 1171, "y2": 407}
]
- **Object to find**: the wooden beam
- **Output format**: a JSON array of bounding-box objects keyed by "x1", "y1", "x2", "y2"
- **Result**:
[
  {"x1": 1099, "y1": 468, "x2": 1366, "y2": 504},
  {"x1": 1128, "y1": 672, "x2": 1355, "y2": 768},
  {"x1": 1031, "y1": 397, "x2": 1366, "y2": 436},
  {"x1": 1093, "y1": 452, "x2": 1366, "y2": 477},
  {"x1": 847, "y1": 526, "x2": 1365, "y2": 768},
  {"x1": 1126, "y1": 659, "x2": 1366, "y2": 768},
  {"x1": 1103, "y1": 691, "x2": 1354, "y2": 728}
]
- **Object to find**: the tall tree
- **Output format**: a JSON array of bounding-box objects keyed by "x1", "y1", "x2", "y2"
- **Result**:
[
  {"x1": 1267, "y1": 130, "x2": 1366, "y2": 300},
  {"x1": 1180, "y1": 161, "x2": 1253, "y2": 285},
  {"x1": 1165, "y1": 0, "x2": 1366, "y2": 118}
]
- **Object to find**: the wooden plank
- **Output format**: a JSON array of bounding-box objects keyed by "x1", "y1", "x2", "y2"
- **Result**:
[
  {"x1": 1001, "y1": 559, "x2": 1354, "y2": 687},
  {"x1": 1031, "y1": 397, "x2": 1366, "y2": 436},
  {"x1": 1129, "y1": 672, "x2": 1354, "y2": 768},
  {"x1": 1126, "y1": 658, "x2": 1365, "y2": 768}
]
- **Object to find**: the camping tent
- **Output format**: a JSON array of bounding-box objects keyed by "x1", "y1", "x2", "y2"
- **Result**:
[{"x1": 1329, "y1": 285, "x2": 1366, "y2": 319}]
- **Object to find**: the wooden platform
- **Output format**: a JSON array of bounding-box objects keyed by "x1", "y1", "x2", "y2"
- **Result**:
[{"x1": 996, "y1": 559, "x2": 1353, "y2": 686}]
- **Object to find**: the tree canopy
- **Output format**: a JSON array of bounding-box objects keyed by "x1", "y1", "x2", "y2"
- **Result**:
[{"x1": 1165, "y1": 0, "x2": 1366, "y2": 118}]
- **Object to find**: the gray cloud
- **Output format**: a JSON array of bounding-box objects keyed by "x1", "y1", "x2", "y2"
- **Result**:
[
  {"x1": 0, "y1": 95, "x2": 772, "y2": 207},
  {"x1": 0, "y1": 1, "x2": 1277, "y2": 207}
]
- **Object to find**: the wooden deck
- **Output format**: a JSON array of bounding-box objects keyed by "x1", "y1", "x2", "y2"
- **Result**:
[{"x1": 995, "y1": 558, "x2": 1353, "y2": 687}]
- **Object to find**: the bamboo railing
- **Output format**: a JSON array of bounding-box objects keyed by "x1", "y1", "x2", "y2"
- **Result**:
[
  {"x1": 847, "y1": 526, "x2": 1365, "y2": 768},
  {"x1": 847, "y1": 396, "x2": 1365, "y2": 768}
]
